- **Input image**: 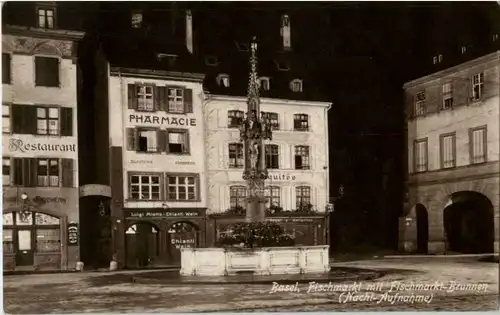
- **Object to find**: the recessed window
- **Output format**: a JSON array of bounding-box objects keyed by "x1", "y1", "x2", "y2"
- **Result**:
[
  {"x1": 294, "y1": 145, "x2": 310, "y2": 169},
  {"x1": 265, "y1": 186, "x2": 281, "y2": 207},
  {"x1": 35, "y1": 56, "x2": 59, "y2": 87},
  {"x1": 259, "y1": 77, "x2": 270, "y2": 91},
  {"x1": 296, "y1": 186, "x2": 311, "y2": 208},
  {"x1": 228, "y1": 110, "x2": 244, "y2": 128},
  {"x1": 262, "y1": 112, "x2": 279, "y2": 130},
  {"x1": 442, "y1": 83, "x2": 453, "y2": 109},
  {"x1": 37, "y1": 7, "x2": 55, "y2": 29},
  {"x1": 138, "y1": 129, "x2": 158, "y2": 153},
  {"x1": 205, "y1": 55, "x2": 219, "y2": 66},
  {"x1": 131, "y1": 11, "x2": 143, "y2": 28},
  {"x1": 168, "y1": 88, "x2": 184, "y2": 113},
  {"x1": 472, "y1": 72, "x2": 484, "y2": 100},
  {"x1": 470, "y1": 127, "x2": 487, "y2": 164},
  {"x1": 265, "y1": 144, "x2": 279, "y2": 169},
  {"x1": 229, "y1": 186, "x2": 247, "y2": 209},
  {"x1": 414, "y1": 139, "x2": 428, "y2": 173},
  {"x1": 440, "y1": 133, "x2": 456, "y2": 169},
  {"x1": 290, "y1": 79, "x2": 303, "y2": 92},
  {"x1": 293, "y1": 114, "x2": 309, "y2": 131},
  {"x1": 2, "y1": 53, "x2": 11, "y2": 84},
  {"x1": 137, "y1": 85, "x2": 154, "y2": 111},
  {"x1": 217, "y1": 74, "x2": 230, "y2": 88},
  {"x1": 167, "y1": 174, "x2": 198, "y2": 201},
  {"x1": 167, "y1": 129, "x2": 190, "y2": 154},
  {"x1": 3, "y1": 157, "x2": 11, "y2": 186},
  {"x1": 37, "y1": 158, "x2": 59, "y2": 187},
  {"x1": 414, "y1": 91, "x2": 426, "y2": 116},
  {"x1": 228, "y1": 143, "x2": 244, "y2": 168},
  {"x1": 3, "y1": 105, "x2": 10, "y2": 133},
  {"x1": 37, "y1": 107, "x2": 59, "y2": 135},
  {"x1": 129, "y1": 174, "x2": 161, "y2": 200},
  {"x1": 157, "y1": 53, "x2": 177, "y2": 66}
]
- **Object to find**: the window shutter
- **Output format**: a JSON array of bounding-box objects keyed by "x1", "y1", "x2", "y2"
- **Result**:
[
  {"x1": 453, "y1": 78, "x2": 469, "y2": 108},
  {"x1": 60, "y1": 107, "x2": 73, "y2": 136},
  {"x1": 55, "y1": 58, "x2": 61, "y2": 87},
  {"x1": 184, "y1": 131, "x2": 190, "y2": 153},
  {"x1": 23, "y1": 158, "x2": 36, "y2": 187},
  {"x1": 157, "y1": 86, "x2": 167, "y2": 111},
  {"x1": 13, "y1": 158, "x2": 23, "y2": 185},
  {"x1": 426, "y1": 86, "x2": 439, "y2": 114},
  {"x1": 153, "y1": 85, "x2": 160, "y2": 111},
  {"x1": 184, "y1": 88, "x2": 193, "y2": 113},
  {"x1": 61, "y1": 158, "x2": 74, "y2": 187},
  {"x1": 126, "y1": 128, "x2": 137, "y2": 151},
  {"x1": 128, "y1": 84, "x2": 138, "y2": 109},
  {"x1": 35, "y1": 57, "x2": 43, "y2": 86},
  {"x1": 11, "y1": 104, "x2": 24, "y2": 134},
  {"x1": 157, "y1": 129, "x2": 167, "y2": 152}
]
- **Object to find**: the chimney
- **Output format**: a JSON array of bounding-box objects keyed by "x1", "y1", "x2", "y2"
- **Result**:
[
  {"x1": 186, "y1": 10, "x2": 193, "y2": 54},
  {"x1": 280, "y1": 14, "x2": 291, "y2": 50}
]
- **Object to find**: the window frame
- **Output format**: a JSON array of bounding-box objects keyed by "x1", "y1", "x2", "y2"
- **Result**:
[
  {"x1": 165, "y1": 173, "x2": 200, "y2": 202},
  {"x1": 228, "y1": 110, "x2": 244, "y2": 128},
  {"x1": 290, "y1": 79, "x2": 303, "y2": 92},
  {"x1": 442, "y1": 82, "x2": 453, "y2": 110},
  {"x1": 293, "y1": 113, "x2": 309, "y2": 131},
  {"x1": 295, "y1": 186, "x2": 311, "y2": 208},
  {"x1": 265, "y1": 144, "x2": 280, "y2": 169},
  {"x1": 414, "y1": 91, "x2": 426, "y2": 117},
  {"x1": 136, "y1": 85, "x2": 155, "y2": 112},
  {"x1": 413, "y1": 138, "x2": 428, "y2": 173},
  {"x1": 136, "y1": 127, "x2": 160, "y2": 153},
  {"x1": 3, "y1": 104, "x2": 11, "y2": 133},
  {"x1": 439, "y1": 132, "x2": 456, "y2": 169},
  {"x1": 3, "y1": 157, "x2": 11, "y2": 186},
  {"x1": 167, "y1": 87, "x2": 185, "y2": 114},
  {"x1": 128, "y1": 172, "x2": 162, "y2": 201},
  {"x1": 228, "y1": 142, "x2": 244, "y2": 169},
  {"x1": 472, "y1": 72, "x2": 484, "y2": 101},
  {"x1": 294, "y1": 145, "x2": 310, "y2": 170},
  {"x1": 262, "y1": 112, "x2": 279, "y2": 130},
  {"x1": 469, "y1": 125, "x2": 488, "y2": 165},
  {"x1": 34, "y1": 55, "x2": 60, "y2": 88},
  {"x1": 36, "y1": 5, "x2": 56, "y2": 29},
  {"x1": 166, "y1": 128, "x2": 190, "y2": 155},
  {"x1": 259, "y1": 77, "x2": 270, "y2": 91},
  {"x1": 265, "y1": 186, "x2": 281, "y2": 207},
  {"x1": 217, "y1": 74, "x2": 230, "y2": 88},
  {"x1": 131, "y1": 11, "x2": 143, "y2": 28},
  {"x1": 36, "y1": 106, "x2": 60, "y2": 136},
  {"x1": 229, "y1": 185, "x2": 247, "y2": 209},
  {"x1": 36, "y1": 158, "x2": 60, "y2": 187}
]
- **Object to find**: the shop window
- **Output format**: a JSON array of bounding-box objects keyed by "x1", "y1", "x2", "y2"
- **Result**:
[
  {"x1": 35, "y1": 212, "x2": 60, "y2": 225},
  {"x1": 36, "y1": 229, "x2": 60, "y2": 252},
  {"x1": 3, "y1": 229, "x2": 14, "y2": 253}
]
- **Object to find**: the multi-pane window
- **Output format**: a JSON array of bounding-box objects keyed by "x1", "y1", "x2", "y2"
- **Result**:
[
  {"x1": 167, "y1": 175, "x2": 197, "y2": 201},
  {"x1": 168, "y1": 130, "x2": 189, "y2": 154},
  {"x1": 291, "y1": 79, "x2": 303, "y2": 92},
  {"x1": 440, "y1": 134, "x2": 456, "y2": 169},
  {"x1": 414, "y1": 139, "x2": 428, "y2": 173},
  {"x1": 138, "y1": 129, "x2": 158, "y2": 153},
  {"x1": 37, "y1": 8, "x2": 55, "y2": 29},
  {"x1": 168, "y1": 88, "x2": 184, "y2": 113},
  {"x1": 262, "y1": 112, "x2": 279, "y2": 130},
  {"x1": 414, "y1": 91, "x2": 426, "y2": 116},
  {"x1": 2, "y1": 53, "x2": 11, "y2": 84},
  {"x1": 131, "y1": 11, "x2": 143, "y2": 28},
  {"x1": 472, "y1": 72, "x2": 484, "y2": 100},
  {"x1": 3, "y1": 157, "x2": 10, "y2": 186},
  {"x1": 229, "y1": 186, "x2": 247, "y2": 209},
  {"x1": 137, "y1": 85, "x2": 154, "y2": 111},
  {"x1": 442, "y1": 83, "x2": 453, "y2": 109},
  {"x1": 35, "y1": 56, "x2": 59, "y2": 87},
  {"x1": 293, "y1": 114, "x2": 309, "y2": 131},
  {"x1": 228, "y1": 143, "x2": 244, "y2": 168},
  {"x1": 296, "y1": 186, "x2": 311, "y2": 208},
  {"x1": 130, "y1": 174, "x2": 161, "y2": 200},
  {"x1": 37, "y1": 158, "x2": 59, "y2": 187},
  {"x1": 470, "y1": 127, "x2": 487, "y2": 164},
  {"x1": 294, "y1": 145, "x2": 310, "y2": 169},
  {"x1": 259, "y1": 77, "x2": 270, "y2": 91},
  {"x1": 37, "y1": 107, "x2": 59, "y2": 135},
  {"x1": 228, "y1": 110, "x2": 244, "y2": 128},
  {"x1": 36, "y1": 228, "x2": 60, "y2": 252},
  {"x1": 265, "y1": 144, "x2": 279, "y2": 169},
  {"x1": 265, "y1": 186, "x2": 280, "y2": 207},
  {"x1": 3, "y1": 105, "x2": 10, "y2": 133}
]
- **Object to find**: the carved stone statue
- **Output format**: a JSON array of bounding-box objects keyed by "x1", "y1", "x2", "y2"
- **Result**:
[{"x1": 248, "y1": 140, "x2": 261, "y2": 170}]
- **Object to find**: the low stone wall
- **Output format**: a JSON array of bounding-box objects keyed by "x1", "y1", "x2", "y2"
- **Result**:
[{"x1": 180, "y1": 246, "x2": 330, "y2": 276}]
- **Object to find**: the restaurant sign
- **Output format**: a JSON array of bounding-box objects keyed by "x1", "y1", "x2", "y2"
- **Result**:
[{"x1": 7, "y1": 139, "x2": 77, "y2": 153}]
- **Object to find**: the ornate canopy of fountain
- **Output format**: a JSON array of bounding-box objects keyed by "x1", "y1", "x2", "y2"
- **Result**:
[{"x1": 239, "y1": 37, "x2": 273, "y2": 222}]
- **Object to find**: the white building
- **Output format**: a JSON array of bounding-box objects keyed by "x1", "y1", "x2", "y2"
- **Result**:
[
  {"x1": 2, "y1": 13, "x2": 84, "y2": 271},
  {"x1": 205, "y1": 95, "x2": 331, "y2": 214},
  {"x1": 401, "y1": 51, "x2": 499, "y2": 254}
]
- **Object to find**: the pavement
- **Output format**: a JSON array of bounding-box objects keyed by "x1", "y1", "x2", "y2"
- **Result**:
[{"x1": 2, "y1": 256, "x2": 499, "y2": 313}]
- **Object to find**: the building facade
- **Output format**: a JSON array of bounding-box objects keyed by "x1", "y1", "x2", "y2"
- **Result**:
[
  {"x1": 400, "y1": 51, "x2": 500, "y2": 254},
  {"x1": 205, "y1": 95, "x2": 331, "y2": 245},
  {"x1": 2, "y1": 19, "x2": 84, "y2": 270}
]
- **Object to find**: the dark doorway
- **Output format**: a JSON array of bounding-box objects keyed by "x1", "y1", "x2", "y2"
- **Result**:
[
  {"x1": 125, "y1": 222, "x2": 159, "y2": 268},
  {"x1": 415, "y1": 204, "x2": 429, "y2": 254},
  {"x1": 167, "y1": 221, "x2": 199, "y2": 265},
  {"x1": 443, "y1": 191, "x2": 494, "y2": 254}
]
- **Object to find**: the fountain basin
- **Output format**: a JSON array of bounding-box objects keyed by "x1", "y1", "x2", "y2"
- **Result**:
[{"x1": 180, "y1": 245, "x2": 330, "y2": 276}]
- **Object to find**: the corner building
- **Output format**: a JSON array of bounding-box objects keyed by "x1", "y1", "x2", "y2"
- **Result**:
[
  {"x1": 400, "y1": 52, "x2": 499, "y2": 254},
  {"x1": 2, "y1": 2, "x2": 84, "y2": 271}
]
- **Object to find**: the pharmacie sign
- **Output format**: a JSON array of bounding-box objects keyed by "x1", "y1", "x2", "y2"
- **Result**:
[
  {"x1": 7, "y1": 139, "x2": 76, "y2": 153},
  {"x1": 129, "y1": 114, "x2": 196, "y2": 127}
]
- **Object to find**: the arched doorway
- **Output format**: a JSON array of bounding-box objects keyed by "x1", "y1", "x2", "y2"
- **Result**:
[
  {"x1": 125, "y1": 222, "x2": 159, "y2": 268},
  {"x1": 3, "y1": 211, "x2": 61, "y2": 268},
  {"x1": 415, "y1": 204, "x2": 429, "y2": 254},
  {"x1": 167, "y1": 221, "x2": 199, "y2": 264},
  {"x1": 443, "y1": 191, "x2": 494, "y2": 254}
]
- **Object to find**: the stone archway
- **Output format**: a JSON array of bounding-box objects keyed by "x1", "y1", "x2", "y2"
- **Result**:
[
  {"x1": 443, "y1": 191, "x2": 494, "y2": 254},
  {"x1": 125, "y1": 222, "x2": 160, "y2": 268}
]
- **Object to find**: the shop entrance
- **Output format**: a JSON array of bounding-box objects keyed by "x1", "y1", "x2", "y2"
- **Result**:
[
  {"x1": 125, "y1": 222, "x2": 159, "y2": 268},
  {"x1": 167, "y1": 221, "x2": 199, "y2": 264}
]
